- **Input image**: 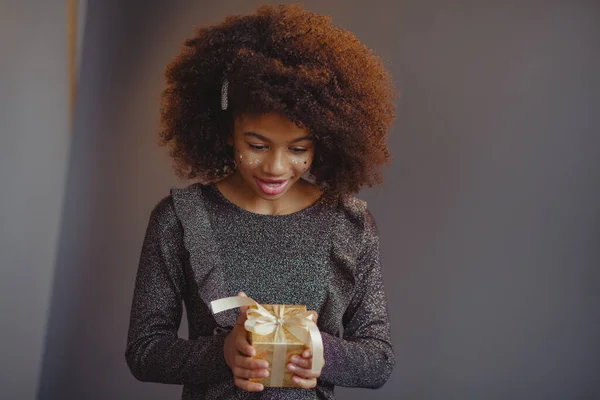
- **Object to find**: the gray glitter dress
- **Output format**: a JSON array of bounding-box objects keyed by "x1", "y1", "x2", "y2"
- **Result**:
[{"x1": 126, "y1": 183, "x2": 395, "y2": 399}]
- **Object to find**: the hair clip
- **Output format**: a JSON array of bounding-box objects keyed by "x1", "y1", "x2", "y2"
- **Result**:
[{"x1": 221, "y1": 78, "x2": 229, "y2": 110}]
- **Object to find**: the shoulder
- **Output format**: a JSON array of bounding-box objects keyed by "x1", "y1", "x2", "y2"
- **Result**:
[
  {"x1": 170, "y1": 181, "x2": 206, "y2": 201},
  {"x1": 147, "y1": 182, "x2": 208, "y2": 230},
  {"x1": 168, "y1": 182, "x2": 213, "y2": 216},
  {"x1": 332, "y1": 194, "x2": 378, "y2": 238},
  {"x1": 147, "y1": 194, "x2": 179, "y2": 232},
  {"x1": 339, "y1": 195, "x2": 368, "y2": 216},
  {"x1": 337, "y1": 194, "x2": 369, "y2": 225},
  {"x1": 328, "y1": 194, "x2": 380, "y2": 273}
]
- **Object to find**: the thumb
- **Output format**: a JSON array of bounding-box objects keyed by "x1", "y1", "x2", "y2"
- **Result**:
[
  {"x1": 237, "y1": 292, "x2": 248, "y2": 304},
  {"x1": 237, "y1": 291, "x2": 249, "y2": 319}
]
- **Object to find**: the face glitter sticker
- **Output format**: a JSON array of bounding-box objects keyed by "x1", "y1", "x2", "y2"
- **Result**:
[{"x1": 245, "y1": 152, "x2": 261, "y2": 166}]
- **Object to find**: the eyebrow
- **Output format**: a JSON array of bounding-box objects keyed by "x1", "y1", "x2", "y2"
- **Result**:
[{"x1": 244, "y1": 132, "x2": 313, "y2": 143}]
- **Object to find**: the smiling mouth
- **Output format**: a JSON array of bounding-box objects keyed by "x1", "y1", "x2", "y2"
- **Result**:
[{"x1": 255, "y1": 177, "x2": 289, "y2": 195}]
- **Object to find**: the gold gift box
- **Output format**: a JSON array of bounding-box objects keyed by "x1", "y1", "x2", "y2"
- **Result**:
[{"x1": 247, "y1": 304, "x2": 309, "y2": 388}]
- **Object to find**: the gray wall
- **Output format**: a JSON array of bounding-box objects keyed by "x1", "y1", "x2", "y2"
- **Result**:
[
  {"x1": 34, "y1": 1, "x2": 600, "y2": 399},
  {"x1": 0, "y1": 2, "x2": 70, "y2": 399}
]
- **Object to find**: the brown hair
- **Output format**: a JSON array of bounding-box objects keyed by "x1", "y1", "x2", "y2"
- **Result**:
[{"x1": 160, "y1": 4, "x2": 396, "y2": 194}]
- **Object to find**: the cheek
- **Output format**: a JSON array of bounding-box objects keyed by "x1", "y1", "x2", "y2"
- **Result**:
[
  {"x1": 236, "y1": 148, "x2": 261, "y2": 167},
  {"x1": 290, "y1": 153, "x2": 313, "y2": 173}
]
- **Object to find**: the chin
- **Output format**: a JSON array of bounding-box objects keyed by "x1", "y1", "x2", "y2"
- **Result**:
[{"x1": 258, "y1": 192, "x2": 285, "y2": 201}]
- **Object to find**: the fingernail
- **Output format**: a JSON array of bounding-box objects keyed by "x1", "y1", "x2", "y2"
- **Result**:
[
  {"x1": 287, "y1": 363, "x2": 296, "y2": 371},
  {"x1": 262, "y1": 370, "x2": 270, "y2": 377}
]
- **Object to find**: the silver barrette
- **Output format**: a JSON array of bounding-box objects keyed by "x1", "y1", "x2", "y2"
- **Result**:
[{"x1": 221, "y1": 78, "x2": 229, "y2": 110}]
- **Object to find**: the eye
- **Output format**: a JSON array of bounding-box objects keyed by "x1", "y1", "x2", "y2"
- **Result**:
[
  {"x1": 290, "y1": 147, "x2": 308, "y2": 153},
  {"x1": 249, "y1": 144, "x2": 268, "y2": 151}
]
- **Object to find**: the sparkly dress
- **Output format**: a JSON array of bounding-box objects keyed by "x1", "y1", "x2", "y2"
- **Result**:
[{"x1": 126, "y1": 183, "x2": 395, "y2": 399}]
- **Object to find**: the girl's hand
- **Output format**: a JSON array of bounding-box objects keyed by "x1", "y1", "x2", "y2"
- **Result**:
[
  {"x1": 223, "y1": 292, "x2": 269, "y2": 392},
  {"x1": 288, "y1": 311, "x2": 323, "y2": 389},
  {"x1": 288, "y1": 348, "x2": 324, "y2": 389}
]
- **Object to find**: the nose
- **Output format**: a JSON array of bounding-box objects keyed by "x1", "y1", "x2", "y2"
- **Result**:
[{"x1": 263, "y1": 150, "x2": 287, "y2": 177}]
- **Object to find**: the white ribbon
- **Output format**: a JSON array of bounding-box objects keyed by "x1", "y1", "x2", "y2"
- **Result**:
[{"x1": 210, "y1": 296, "x2": 324, "y2": 386}]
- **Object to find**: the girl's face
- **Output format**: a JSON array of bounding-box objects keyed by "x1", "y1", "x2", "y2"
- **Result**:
[{"x1": 229, "y1": 112, "x2": 314, "y2": 201}]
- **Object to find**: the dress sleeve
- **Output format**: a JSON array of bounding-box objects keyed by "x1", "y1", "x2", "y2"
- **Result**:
[
  {"x1": 125, "y1": 196, "x2": 233, "y2": 385},
  {"x1": 319, "y1": 210, "x2": 396, "y2": 388}
]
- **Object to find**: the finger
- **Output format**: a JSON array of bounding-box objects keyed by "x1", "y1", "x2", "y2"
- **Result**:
[
  {"x1": 289, "y1": 355, "x2": 311, "y2": 369},
  {"x1": 287, "y1": 363, "x2": 320, "y2": 379},
  {"x1": 292, "y1": 375, "x2": 317, "y2": 389},
  {"x1": 237, "y1": 292, "x2": 248, "y2": 309},
  {"x1": 232, "y1": 366, "x2": 270, "y2": 379},
  {"x1": 234, "y1": 377, "x2": 264, "y2": 392},
  {"x1": 235, "y1": 334, "x2": 255, "y2": 357},
  {"x1": 236, "y1": 353, "x2": 269, "y2": 370},
  {"x1": 302, "y1": 349, "x2": 311, "y2": 358},
  {"x1": 235, "y1": 310, "x2": 248, "y2": 326},
  {"x1": 236, "y1": 292, "x2": 248, "y2": 318}
]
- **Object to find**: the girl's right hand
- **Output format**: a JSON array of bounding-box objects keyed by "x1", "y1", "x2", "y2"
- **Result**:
[{"x1": 223, "y1": 292, "x2": 270, "y2": 392}]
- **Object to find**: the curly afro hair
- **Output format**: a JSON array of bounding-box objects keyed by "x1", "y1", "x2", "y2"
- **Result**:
[{"x1": 160, "y1": 4, "x2": 396, "y2": 195}]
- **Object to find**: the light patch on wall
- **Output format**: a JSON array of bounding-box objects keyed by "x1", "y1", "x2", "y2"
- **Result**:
[{"x1": 67, "y1": 0, "x2": 87, "y2": 125}]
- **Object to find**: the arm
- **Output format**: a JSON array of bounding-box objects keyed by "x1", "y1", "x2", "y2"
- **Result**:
[
  {"x1": 125, "y1": 196, "x2": 232, "y2": 384},
  {"x1": 319, "y1": 210, "x2": 396, "y2": 388}
]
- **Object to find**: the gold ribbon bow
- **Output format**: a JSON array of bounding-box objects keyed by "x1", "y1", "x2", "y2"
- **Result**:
[{"x1": 210, "y1": 296, "x2": 324, "y2": 386}]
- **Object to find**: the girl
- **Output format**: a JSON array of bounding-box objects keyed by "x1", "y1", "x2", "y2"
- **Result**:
[{"x1": 126, "y1": 4, "x2": 396, "y2": 399}]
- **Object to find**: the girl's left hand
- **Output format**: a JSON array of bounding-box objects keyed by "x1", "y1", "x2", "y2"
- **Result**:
[
  {"x1": 287, "y1": 311, "x2": 323, "y2": 389},
  {"x1": 287, "y1": 349, "x2": 324, "y2": 389}
]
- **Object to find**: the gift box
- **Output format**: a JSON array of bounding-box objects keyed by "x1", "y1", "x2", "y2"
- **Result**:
[
  {"x1": 210, "y1": 295, "x2": 324, "y2": 389},
  {"x1": 247, "y1": 304, "x2": 309, "y2": 387}
]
